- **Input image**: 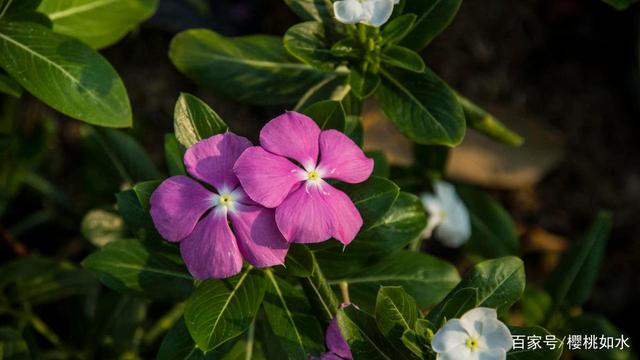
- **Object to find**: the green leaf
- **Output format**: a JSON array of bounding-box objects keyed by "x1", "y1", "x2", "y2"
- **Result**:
[
  {"x1": 284, "y1": 21, "x2": 336, "y2": 70},
  {"x1": 83, "y1": 239, "x2": 194, "y2": 301},
  {"x1": 277, "y1": 244, "x2": 314, "y2": 278},
  {"x1": 170, "y1": 30, "x2": 332, "y2": 105},
  {"x1": 349, "y1": 68, "x2": 380, "y2": 99},
  {"x1": 315, "y1": 192, "x2": 425, "y2": 278},
  {"x1": 337, "y1": 306, "x2": 396, "y2": 360},
  {"x1": 293, "y1": 75, "x2": 350, "y2": 111},
  {"x1": 38, "y1": 0, "x2": 159, "y2": 49},
  {"x1": 0, "y1": 327, "x2": 30, "y2": 360},
  {"x1": 331, "y1": 38, "x2": 363, "y2": 58},
  {"x1": 375, "y1": 286, "x2": 419, "y2": 358},
  {"x1": 262, "y1": 270, "x2": 325, "y2": 358},
  {"x1": 300, "y1": 252, "x2": 340, "y2": 322},
  {"x1": 381, "y1": 46, "x2": 425, "y2": 73},
  {"x1": 426, "y1": 287, "x2": 477, "y2": 326},
  {"x1": 337, "y1": 176, "x2": 400, "y2": 229},
  {"x1": 456, "y1": 185, "x2": 519, "y2": 258},
  {"x1": 381, "y1": 14, "x2": 417, "y2": 45},
  {"x1": 508, "y1": 326, "x2": 563, "y2": 360},
  {"x1": 400, "y1": 329, "x2": 423, "y2": 359},
  {"x1": 0, "y1": 21, "x2": 132, "y2": 127},
  {"x1": 377, "y1": 67, "x2": 465, "y2": 146},
  {"x1": 184, "y1": 268, "x2": 266, "y2": 352},
  {"x1": 165, "y1": 133, "x2": 186, "y2": 176},
  {"x1": 601, "y1": 0, "x2": 638, "y2": 10},
  {"x1": 0, "y1": 72, "x2": 21, "y2": 98},
  {"x1": 283, "y1": 0, "x2": 333, "y2": 22},
  {"x1": 116, "y1": 188, "x2": 152, "y2": 231},
  {"x1": 174, "y1": 93, "x2": 228, "y2": 148},
  {"x1": 96, "y1": 129, "x2": 160, "y2": 182},
  {"x1": 546, "y1": 212, "x2": 612, "y2": 309},
  {"x1": 302, "y1": 99, "x2": 346, "y2": 131},
  {"x1": 519, "y1": 287, "x2": 552, "y2": 326},
  {"x1": 566, "y1": 314, "x2": 630, "y2": 360},
  {"x1": 430, "y1": 256, "x2": 525, "y2": 318},
  {"x1": 458, "y1": 94, "x2": 524, "y2": 146},
  {"x1": 332, "y1": 251, "x2": 460, "y2": 312},
  {"x1": 133, "y1": 180, "x2": 160, "y2": 212},
  {"x1": 401, "y1": 0, "x2": 462, "y2": 51},
  {"x1": 366, "y1": 150, "x2": 390, "y2": 178},
  {"x1": 81, "y1": 209, "x2": 126, "y2": 247}
]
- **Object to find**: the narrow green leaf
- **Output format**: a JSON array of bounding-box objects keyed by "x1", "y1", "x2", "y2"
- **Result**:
[
  {"x1": 0, "y1": 21, "x2": 132, "y2": 127},
  {"x1": 184, "y1": 268, "x2": 266, "y2": 352},
  {"x1": 381, "y1": 14, "x2": 417, "y2": 45},
  {"x1": 401, "y1": 0, "x2": 462, "y2": 51},
  {"x1": 458, "y1": 94, "x2": 524, "y2": 146},
  {"x1": 164, "y1": 133, "x2": 187, "y2": 176},
  {"x1": 170, "y1": 30, "x2": 331, "y2": 105},
  {"x1": 0, "y1": 72, "x2": 21, "y2": 98},
  {"x1": 83, "y1": 239, "x2": 194, "y2": 301},
  {"x1": 284, "y1": 21, "x2": 336, "y2": 70},
  {"x1": 381, "y1": 46, "x2": 425, "y2": 73},
  {"x1": 301, "y1": 251, "x2": 339, "y2": 322},
  {"x1": 377, "y1": 67, "x2": 465, "y2": 146},
  {"x1": 174, "y1": 93, "x2": 228, "y2": 148},
  {"x1": 38, "y1": 0, "x2": 159, "y2": 49}
]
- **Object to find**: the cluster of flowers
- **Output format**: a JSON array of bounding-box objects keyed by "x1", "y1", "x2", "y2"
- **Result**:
[{"x1": 149, "y1": 112, "x2": 374, "y2": 279}]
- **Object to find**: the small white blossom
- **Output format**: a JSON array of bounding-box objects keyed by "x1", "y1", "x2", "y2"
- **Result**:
[
  {"x1": 333, "y1": 0, "x2": 399, "y2": 27},
  {"x1": 432, "y1": 307, "x2": 513, "y2": 360},
  {"x1": 421, "y1": 181, "x2": 471, "y2": 248}
]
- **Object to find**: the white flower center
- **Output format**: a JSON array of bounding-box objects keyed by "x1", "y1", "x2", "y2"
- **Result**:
[{"x1": 214, "y1": 189, "x2": 237, "y2": 214}]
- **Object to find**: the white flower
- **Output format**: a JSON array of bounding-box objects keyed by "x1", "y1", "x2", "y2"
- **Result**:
[
  {"x1": 421, "y1": 181, "x2": 471, "y2": 248},
  {"x1": 333, "y1": 0, "x2": 398, "y2": 27},
  {"x1": 432, "y1": 307, "x2": 513, "y2": 360}
]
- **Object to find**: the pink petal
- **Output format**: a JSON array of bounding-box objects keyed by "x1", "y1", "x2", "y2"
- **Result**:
[
  {"x1": 184, "y1": 133, "x2": 252, "y2": 191},
  {"x1": 318, "y1": 130, "x2": 374, "y2": 184},
  {"x1": 275, "y1": 182, "x2": 362, "y2": 245},
  {"x1": 229, "y1": 204, "x2": 289, "y2": 267},
  {"x1": 259, "y1": 111, "x2": 321, "y2": 168},
  {"x1": 150, "y1": 176, "x2": 215, "y2": 242},
  {"x1": 234, "y1": 146, "x2": 305, "y2": 208},
  {"x1": 180, "y1": 210, "x2": 243, "y2": 279}
]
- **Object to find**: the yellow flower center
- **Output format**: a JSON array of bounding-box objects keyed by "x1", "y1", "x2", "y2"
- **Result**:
[
  {"x1": 466, "y1": 337, "x2": 480, "y2": 351},
  {"x1": 307, "y1": 170, "x2": 321, "y2": 182}
]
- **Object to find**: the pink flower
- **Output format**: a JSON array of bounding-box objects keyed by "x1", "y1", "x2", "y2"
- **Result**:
[
  {"x1": 149, "y1": 133, "x2": 289, "y2": 279},
  {"x1": 234, "y1": 112, "x2": 374, "y2": 245}
]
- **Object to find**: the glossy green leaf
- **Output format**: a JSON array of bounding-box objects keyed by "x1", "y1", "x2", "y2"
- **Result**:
[
  {"x1": 165, "y1": 133, "x2": 187, "y2": 176},
  {"x1": 566, "y1": 314, "x2": 630, "y2": 360},
  {"x1": 81, "y1": 209, "x2": 125, "y2": 247},
  {"x1": 377, "y1": 67, "x2": 465, "y2": 146},
  {"x1": 262, "y1": 270, "x2": 325, "y2": 358},
  {"x1": 302, "y1": 99, "x2": 346, "y2": 131},
  {"x1": 375, "y1": 286, "x2": 419, "y2": 358},
  {"x1": 457, "y1": 185, "x2": 519, "y2": 258},
  {"x1": 0, "y1": 328, "x2": 30, "y2": 360},
  {"x1": 284, "y1": 21, "x2": 336, "y2": 70},
  {"x1": 546, "y1": 212, "x2": 612, "y2": 310},
  {"x1": 332, "y1": 251, "x2": 460, "y2": 312},
  {"x1": 0, "y1": 72, "x2": 21, "y2": 97},
  {"x1": 337, "y1": 306, "x2": 396, "y2": 360},
  {"x1": 331, "y1": 37, "x2": 363, "y2": 58},
  {"x1": 293, "y1": 75, "x2": 350, "y2": 111},
  {"x1": 133, "y1": 180, "x2": 160, "y2": 212},
  {"x1": 38, "y1": 0, "x2": 158, "y2": 49},
  {"x1": 283, "y1": 0, "x2": 333, "y2": 22},
  {"x1": 170, "y1": 29, "x2": 331, "y2": 105},
  {"x1": 174, "y1": 93, "x2": 228, "y2": 148},
  {"x1": 458, "y1": 94, "x2": 524, "y2": 146},
  {"x1": 381, "y1": 46, "x2": 425, "y2": 73},
  {"x1": 401, "y1": 0, "x2": 462, "y2": 51},
  {"x1": 430, "y1": 256, "x2": 525, "y2": 317},
  {"x1": 0, "y1": 21, "x2": 132, "y2": 127},
  {"x1": 400, "y1": 329, "x2": 423, "y2": 359},
  {"x1": 426, "y1": 287, "x2": 477, "y2": 326},
  {"x1": 337, "y1": 176, "x2": 400, "y2": 229},
  {"x1": 508, "y1": 326, "x2": 563, "y2": 360},
  {"x1": 83, "y1": 239, "x2": 194, "y2": 301},
  {"x1": 381, "y1": 14, "x2": 417, "y2": 45},
  {"x1": 184, "y1": 268, "x2": 266, "y2": 352},
  {"x1": 349, "y1": 68, "x2": 380, "y2": 99}
]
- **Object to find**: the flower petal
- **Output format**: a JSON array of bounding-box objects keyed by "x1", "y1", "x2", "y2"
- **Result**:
[
  {"x1": 150, "y1": 176, "x2": 215, "y2": 242},
  {"x1": 421, "y1": 193, "x2": 444, "y2": 239},
  {"x1": 326, "y1": 317, "x2": 353, "y2": 359},
  {"x1": 460, "y1": 307, "x2": 497, "y2": 338},
  {"x1": 477, "y1": 348, "x2": 507, "y2": 360},
  {"x1": 362, "y1": 0, "x2": 395, "y2": 27},
  {"x1": 480, "y1": 319, "x2": 512, "y2": 351},
  {"x1": 234, "y1": 146, "x2": 305, "y2": 208},
  {"x1": 333, "y1": 0, "x2": 364, "y2": 24},
  {"x1": 184, "y1": 133, "x2": 252, "y2": 191},
  {"x1": 436, "y1": 344, "x2": 475, "y2": 360},
  {"x1": 260, "y1": 112, "x2": 321, "y2": 169},
  {"x1": 318, "y1": 130, "x2": 374, "y2": 184},
  {"x1": 275, "y1": 182, "x2": 362, "y2": 245},
  {"x1": 432, "y1": 319, "x2": 469, "y2": 353},
  {"x1": 229, "y1": 204, "x2": 289, "y2": 268},
  {"x1": 434, "y1": 181, "x2": 471, "y2": 247},
  {"x1": 180, "y1": 210, "x2": 243, "y2": 279}
]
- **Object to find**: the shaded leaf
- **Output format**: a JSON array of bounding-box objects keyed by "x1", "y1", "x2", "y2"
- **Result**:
[
  {"x1": 173, "y1": 93, "x2": 228, "y2": 148},
  {"x1": 337, "y1": 306, "x2": 396, "y2": 360},
  {"x1": 0, "y1": 72, "x2": 21, "y2": 98},
  {"x1": 165, "y1": 133, "x2": 186, "y2": 176},
  {"x1": 401, "y1": 0, "x2": 462, "y2": 51},
  {"x1": 302, "y1": 99, "x2": 346, "y2": 131},
  {"x1": 284, "y1": 21, "x2": 336, "y2": 70},
  {"x1": 283, "y1": 0, "x2": 333, "y2": 22},
  {"x1": 381, "y1": 46, "x2": 425, "y2": 73}
]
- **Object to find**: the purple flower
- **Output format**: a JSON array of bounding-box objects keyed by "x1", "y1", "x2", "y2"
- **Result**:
[
  {"x1": 149, "y1": 133, "x2": 289, "y2": 279},
  {"x1": 234, "y1": 112, "x2": 374, "y2": 245}
]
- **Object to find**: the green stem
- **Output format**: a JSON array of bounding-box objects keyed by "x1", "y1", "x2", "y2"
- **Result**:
[
  {"x1": 0, "y1": 0, "x2": 14, "y2": 19},
  {"x1": 302, "y1": 252, "x2": 339, "y2": 322}
]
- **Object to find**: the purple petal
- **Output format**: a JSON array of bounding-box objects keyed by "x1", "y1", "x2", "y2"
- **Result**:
[
  {"x1": 180, "y1": 210, "x2": 243, "y2": 279},
  {"x1": 275, "y1": 182, "x2": 362, "y2": 245},
  {"x1": 326, "y1": 317, "x2": 353, "y2": 360},
  {"x1": 234, "y1": 146, "x2": 305, "y2": 208},
  {"x1": 318, "y1": 130, "x2": 373, "y2": 184},
  {"x1": 260, "y1": 112, "x2": 321, "y2": 168},
  {"x1": 150, "y1": 176, "x2": 215, "y2": 242},
  {"x1": 184, "y1": 133, "x2": 252, "y2": 191},
  {"x1": 229, "y1": 204, "x2": 289, "y2": 267}
]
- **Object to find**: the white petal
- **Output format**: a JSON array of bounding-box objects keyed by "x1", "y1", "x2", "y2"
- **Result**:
[
  {"x1": 433, "y1": 181, "x2": 471, "y2": 247},
  {"x1": 334, "y1": 0, "x2": 365, "y2": 24},
  {"x1": 460, "y1": 308, "x2": 497, "y2": 338},
  {"x1": 361, "y1": 0, "x2": 395, "y2": 27},
  {"x1": 421, "y1": 193, "x2": 444, "y2": 239},
  {"x1": 477, "y1": 348, "x2": 507, "y2": 360},
  {"x1": 480, "y1": 319, "x2": 513, "y2": 351},
  {"x1": 432, "y1": 319, "x2": 468, "y2": 353},
  {"x1": 436, "y1": 344, "x2": 476, "y2": 360}
]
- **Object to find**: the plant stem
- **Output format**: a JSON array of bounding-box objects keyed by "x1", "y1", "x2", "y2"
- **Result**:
[{"x1": 339, "y1": 281, "x2": 350, "y2": 305}]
